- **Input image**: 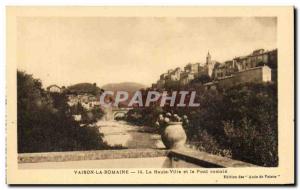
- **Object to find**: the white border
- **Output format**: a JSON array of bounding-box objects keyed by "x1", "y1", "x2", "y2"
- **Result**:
[{"x1": 1, "y1": 0, "x2": 298, "y2": 189}]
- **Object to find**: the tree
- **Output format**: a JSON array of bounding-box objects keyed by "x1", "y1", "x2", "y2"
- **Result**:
[
  {"x1": 17, "y1": 71, "x2": 108, "y2": 153},
  {"x1": 186, "y1": 82, "x2": 278, "y2": 166},
  {"x1": 221, "y1": 83, "x2": 278, "y2": 166},
  {"x1": 124, "y1": 81, "x2": 278, "y2": 166}
]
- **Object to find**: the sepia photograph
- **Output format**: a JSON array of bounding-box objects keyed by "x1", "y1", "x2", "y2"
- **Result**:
[{"x1": 6, "y1": 6, "x2": 294, "y2": 184}]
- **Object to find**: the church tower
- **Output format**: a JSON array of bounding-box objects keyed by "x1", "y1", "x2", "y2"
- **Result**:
[
  {"x1": 205, "y1": 51, "x2": 214, "y2": 77},
  {"x1": 206, "y1": 51, "x2": 211, "y2": 65}
]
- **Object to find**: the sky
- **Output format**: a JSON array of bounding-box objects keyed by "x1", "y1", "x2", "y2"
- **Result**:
[{"x1": 17, "y1": 17, "x2": 277, "y2": 87}]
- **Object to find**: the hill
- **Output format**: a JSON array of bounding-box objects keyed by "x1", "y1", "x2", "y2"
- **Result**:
[
  {"x1": 67, "y1": 83, "x2": 102, "y2": 95},
  {"x1": 101, "y1": 82, "x2": 146, "y2": 94}
]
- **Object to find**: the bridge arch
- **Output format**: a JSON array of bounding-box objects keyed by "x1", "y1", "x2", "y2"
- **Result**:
[
  {"x1": 113, "y1": 111, "x2": 127, "y2": 120},
  {"x1": 102, "y1": 107, "x2": 132, "y2": 120}
]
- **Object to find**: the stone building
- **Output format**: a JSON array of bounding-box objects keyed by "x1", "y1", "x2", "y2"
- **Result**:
[
  {"x1": 234, "y1": 49, "x2": 277, "y2": 71},
  {"x1": 155, "y1": 48, "x2": 277, "y2": 89},
  {"x1": 156, "y1": 79, "x2": 165, "y2": 89},
  {"x1": 215, "y1": 65, "x2": 272, "y2": 88},
  {"x1": 167, "y1": 67, "x2": 181, "y2": 81},
  {"x1": 212, "y1": 60, "x2": 238, "y2": 79},
  {"x1": 224, "y1": 60, "x2": 238, "y2": 75},
  {"x1": 67, "y1": 93, "x2": 100, "y2": 110},
  {"x1": 151, "y1": 83, "x2": 157, "y2": 89},
  {"x1": 160, "y1": 73, "x2": 168, "y2": 80},
  {"x1": 197, "y1": 64, "x2": 207, "y2": 77},
  {"x1": 212, "y1": 49, "x2": 277, "y2": 81},
  {"x1": 184, "y1": 63, "x2": 199, "y2": 73},
  {"x1": 180, "y1": 72, "x2": 195, "y2": 86}
]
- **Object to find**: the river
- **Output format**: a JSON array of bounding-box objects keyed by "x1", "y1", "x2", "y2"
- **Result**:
[{"x1": 96, "y1": 120, "x2": 165, "y2": 149}]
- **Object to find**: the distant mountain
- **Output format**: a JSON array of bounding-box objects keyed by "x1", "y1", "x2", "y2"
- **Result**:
[
  {"x1": 67, "y1": 83, "x2": 102, "y2": 95},
  {"x1": 101, "y1": 82, "x2": 146, "y2": 94}
]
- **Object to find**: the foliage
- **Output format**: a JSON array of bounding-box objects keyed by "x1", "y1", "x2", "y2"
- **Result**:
[
  {"x1": 67, "y1": 83, "x2": 102, "y2": 95},
  {"x1": 126, "y1": 106, "x2": 163, "y2": 127},
  {"x1": 221, "y1": 83, "x2": 278, "y2": 166},
  {"x1": 70, "y1": 103, "x2": 104, "y2": 124},
  {"x1": 188, "y1": 82, "x2": 278, "y2": 166},
  {"x1": 17, "y1": 71, "x2": 109, "y2": 153},
  {"x1": 125, "y1": 82, "x2": 278, "y2": 166}
]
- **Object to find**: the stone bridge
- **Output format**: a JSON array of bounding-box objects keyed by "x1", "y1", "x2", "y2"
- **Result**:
[{"x1": 112, "y1": 107, "x2": 132, "y2": 119}]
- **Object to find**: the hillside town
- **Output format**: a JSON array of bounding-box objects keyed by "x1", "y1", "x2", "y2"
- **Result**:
[
  {"x1": 47, "y1": 83, "x2": 102, "y2": 111},
  {"x1": 152, "y1": 48, "x2": 277, "y2": 90},
  {"x1": 46, "y1": 48, "x2": 278, "y2": 112}
]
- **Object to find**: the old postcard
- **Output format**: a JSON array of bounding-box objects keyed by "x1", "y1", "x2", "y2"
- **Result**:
[{"x1": 6, "y1": 6, "x2": 294, "y2": 184}]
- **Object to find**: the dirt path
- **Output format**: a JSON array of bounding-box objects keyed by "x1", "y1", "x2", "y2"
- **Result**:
[{"x1": 97, "y1": 120, "x2": 165, "y2": 149}]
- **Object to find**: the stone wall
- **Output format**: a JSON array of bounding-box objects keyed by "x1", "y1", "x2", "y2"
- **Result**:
[
  {"x1": 217, "y1": 66, "x2": 272, "y2": 88},
  {"x1": 18, "y1": 148, "x2": 256, "y2": 168}
]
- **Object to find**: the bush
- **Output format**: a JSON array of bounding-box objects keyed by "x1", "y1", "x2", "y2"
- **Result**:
[
  {"x1": 221, "y1": 83, "x2": 278, "y2": 166},
  {"x1": 186, "y1": 82, "x2": 278, "y2": 166},
  {"x1": 17, "y1": 71, "x2": 108, "y2": 153}
]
